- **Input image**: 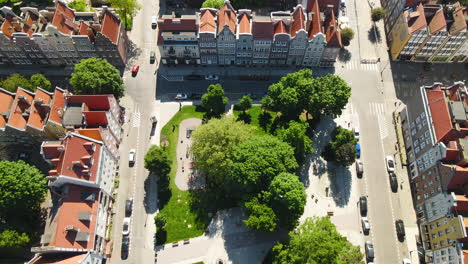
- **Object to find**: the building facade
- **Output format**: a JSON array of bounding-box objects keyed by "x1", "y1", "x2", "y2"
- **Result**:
[
  {"x1": 287, "y1": 5, "x2": 308, "y2": 66},
  {"x1": 217, "y1": 2, "x2": 237, "y2": 65},
  {"x1": 303, "y1": 0, "x2": 326, "y2": 66},
  {"x1": 236, "y1": 10, "x2": 253, "y2": 65},
  {"x1": 198, "y1": 8, "x2": 218, "y2": 65}
]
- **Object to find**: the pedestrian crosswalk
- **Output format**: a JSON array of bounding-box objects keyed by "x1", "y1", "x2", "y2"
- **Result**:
[
  {"x1": 369, "y1": 102, "x2": 385, "y2": 116},
  {"x1": 132, "y1": 111, "x2": 141, "y2": 128},
  {"x1": 342, "y1": 60, "x2": 379, "y2": 71}
]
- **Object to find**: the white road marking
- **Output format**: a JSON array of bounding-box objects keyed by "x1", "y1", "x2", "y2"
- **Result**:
[
  {"x1": 369, "y1": 102, "x2": 385, "y2": 116},
  {"x1": 132, "y1": 111, "x2": 141, "y2": 128},
  {"x1": 377, "y1": 115, "x2": 389, "y2": 139}
]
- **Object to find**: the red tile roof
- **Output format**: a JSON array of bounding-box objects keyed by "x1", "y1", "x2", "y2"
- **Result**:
[
  {"x1": 274, "y1": 20, "x2": 287, "y2": 35},
  {"x1": 200, "y1": 9, "x2": 216, "y2": 33},
  {"x1": 291, "y1": 6, "x2": 305, "y2": 37},
  {"x1": 157, "y1": 17, "x2": 197, "y2": 45},
  {"x1": 407, "y1": 4, "x2": 427, "y2": 34},
  {"x1": 27, "y1": 89, "x2": 52, "y2": 130},
  {"x1": 49, "y1": 184, "x2": 98, "y2": 250},
  {"x1": 324, "y1": 10, "x2": 342, "y2": 47},
  {"x1": 51, "y1": 1, "x2": 78, "y2": 35},
  {"x1": 22, "y1": 12, "x2": 38, "y2": 37},
  {"x1": 427, "y1": 6, "x2": 446, "y2": 34},
  {"x1": 1, "y1": 15, "x2": 17, "y2": 39},
  {"x1": 218, "y1": 2, "x2": 236, "y2": 34},
  {"x1": 426, "y1": 85, "x2": 453, "y2": 142},
  {"x1": 0, "y1": 89, "x2": 14, "y2": 129},
  {"x1": 307, "y1": 0, "x2": 322, "y2": 39},
  {"x1": 67, "y1": 95, "x2": 111, "y2": 110},
  {"x1": 7, "y1": 88, "x2": 35, "y2": 130},
  {"x1": 28, "y1": 253, "x2": 87, "y2": 264},
  {"x1": 101, "y1": 10, "x2": 120, "y2": 44},
  {"x1": 252, "y1": 21, "x2": 274, "y2": 39},
  {"x1": 48, "y1": 88, "x2": 66, "y2": 125},
  {"x1": 239, "y1": 13, "x2": 251, "y2": 34}
]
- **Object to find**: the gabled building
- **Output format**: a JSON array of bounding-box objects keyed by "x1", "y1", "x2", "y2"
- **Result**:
[
  {"x1": 320, "y1": 8, "x2": 341, "y2": 67},
  {"x1": 252, "y1": 16, "x2": 273, "y2": 65},
  {"x1": 217, "y1": 0, "x2": 237, "y2": 65},
  {"x1": 413, "y1": 5, "x2": 448, "y2": 62},
  {"x1": 198, "y1": 8, "x2": 218, "y2": 65},
  {"x1": 27, "y1": 252, "x2": 103, "y2": 264},
  {"x1": 270, "y1": 11, "x2": 292, "y2": 65},
  {"x1": 287, "y1": 5, "x2": 308, "y2": 66},
  {"x1": 236, "y1": 10, "x2": 253, "y2": 65},
  {"x1": 303, "y1": 0, "x2": 326, "y2": 66}
]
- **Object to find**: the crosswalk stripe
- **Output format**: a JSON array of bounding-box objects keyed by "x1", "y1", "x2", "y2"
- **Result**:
[{"x1": 132, "y1": 111, "x2": 141, "y2": 128}]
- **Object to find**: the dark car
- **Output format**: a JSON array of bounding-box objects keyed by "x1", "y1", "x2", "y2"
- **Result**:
[
  {"x1": 396, "y1": 219, "x2": 406, "y2": 241},
  {"x1": 365, "y1": 241, "x2": 374, "y2": 261},
  {"x1": 150, "y1": 51, "x2": 156, "y2": 64},
  {"x1": 389, "y1": 172, "x2": 398, "y2": 192},
  {"x1": 121, "y1": 235, "x2": 130, "y2": 260},
  {"x1": 360, "y1": 196, "x2": 367, "y2": 216},
  {"x1": 125, "y1": 198, "x2": 133, "y2": 217},
  {"x1": 356, "y1": 160, "x2": 363, "y2": 178}
]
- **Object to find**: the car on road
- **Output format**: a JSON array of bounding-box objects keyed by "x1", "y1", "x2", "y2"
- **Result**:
[
  {"x1": 151, "y1": 16, "x2": 157, "y2": 29},
  {"x1": 360, "y1": 196, "x2": 367, "y2": 216},
  {"x1": 129, "y1": 149, "x2": 136, "y2": 166},
  {"x1": 122, "y1": 217, "x2": 131, "y2": 236},
  {"x1": 150, "y1": 51, "x2": 156, "y2": 64},
  {"x1": 186, "y1": 129, "x2": 193, "y2": 138},
  {"x1": 356, "y1": 143, "x2": 361, "y2": 158},
  {"x1": 389, "y1": 172, "x2": 398, "y2": 192},
  {"x1": 125, "y1": 198, "x2": 133, "y2": 217},
  {"x1": 205, "y1": 75, "x2": 219, "y2": 80},
  {"x1": 131, "y1": 65, "x2": 139, "y2": 76},
  {"x1": 402, "y1": 259, "x2": 411, "y2": 264},
  {"x1": 361, "y1": 217, "x2": 370, "y2": 234},
  {"x1": 121, "y1": 235, "x2": 130, "y2": 260},
  {"x1": 386, "y1": 155, "x2": 395, "y2": 172},
  {"x1": 356, "y1": 160, "x2": 363, "y2": 177},
  {"x1": 396, "y1": 219, "x2": 406, "y2": 241},
  {"x1": 175, "y1": 93, "x2": 188, "y2": 100},
  {"x1": 353, "y1": 126, "x2": 360, "y2": 140},
  {"x1": 365, "y1": 241, "x2": 374, "y2": 261}
]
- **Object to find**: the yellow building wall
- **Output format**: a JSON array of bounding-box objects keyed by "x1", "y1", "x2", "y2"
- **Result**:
[
  {"x1": 427, "y1": 215, "x2": 465, "y2": 250},
  {"x1": 45, "y1": 121, "x2": 66, "y2": 140},
  {"x1": 390, "y1": 13, "x2": 411, "y2": 61}
]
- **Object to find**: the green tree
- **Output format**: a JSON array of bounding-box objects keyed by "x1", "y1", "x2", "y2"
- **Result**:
[
  {"x1": 68, "y1": 0, "x2": 88, "y2": 11},
  {"x1": 201, "y1": 83, "x2": 228, "y2": 116},
  {"x1": 231, "y1": 135, "x2": 298, "y2": 194},
  {"x1": 276, "y1": 121, "x2": 313, "y2": 165},
  {"x1": 267, "y1": 173, "x2": 306, "y2": 230},
  {"x1": 340, "y1": 27, "x2": 354, "y2": 46},
  {"x1": 70, "y1": 58, "x2": 124, "y2": 99},
  {"x1": 144, "y1": 145, "x2": 171, "y2": 176},
  {"x1": 2, "y1": 73, "x2": 32, "y2": 92},
  {"x1": 190, "y1": 116, "x2": 255, "y2": 188},
  {"x1": 308, "y1": 74, "x2": 351, "y2": 118},
  {"x1": 0, "y1": 229, "x2": 30, "y2": 249},
  {"x1": 201, "y1": 0, "x2": 224, "y2": 8},
  {"x1": 335, "y1": 143, "x2": 357, "y2": 167},
  {"x1": 243, "y1": 196, "x2": 277, "y2": 232},
  {"x1": 271, "y1": 217, "x2": 364, "y2": 264},
  {"x1": 30, "y1": 73, "x2": 52, "y2": 91},
  {"x1": 323, "y1": 127, "x2": 357, "y2": 167},
  {"x1": 371, "y1": 7, "x2": 386, "y2": 22},
  {"x1": 238, "y1": 95, "x2": 252, "y2": 112},
  {"x1": 0, "y1": 160, "x2": 47, "y2": 222},
  {"x1": 109, "y1": 0, "x2": 141, "y2": 30}
]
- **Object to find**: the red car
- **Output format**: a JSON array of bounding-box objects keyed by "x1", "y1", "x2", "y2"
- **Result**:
[{"x1": 131, "y1": 65, "x2": 139, "y2": 76}]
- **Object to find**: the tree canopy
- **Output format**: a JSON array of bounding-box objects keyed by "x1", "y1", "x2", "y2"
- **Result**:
[
  {"x1": 68, "y1": 0, "x2": 88, "y2": 11},
  {"x1": 371, "y1": 7, "x2": 386, "y2": 22},
  {"x1": 30, "y1": 73, "x2": 52, "y2": 91},
  {"x1": 340, "y1": 28, "x2": 354, "y2": 46},
  {"x1": 238, "y1": 95, "x2": 253, "y2": 112},
  {"x1": 1, "y1": 73, "x2": 32, "y2": 92},
  {"x1": 201, "y1": 0, "x2": 224, "y2": 8},
  {"x1": 190, "y1": 116, "x2": 255, "y2": 188},
  {"x1": 0, "y1": 229, "x2": 30, "y2": 249},
  {"x1": 201, "y1": 84, "x2": 229, "y2": 116},
  {"x1": 308, "y1": 74, "x2": 351, "y2": 118},
  {"x1": 144, "y1": 145, "x2": 171, "y2": 176},
  {"x1": 70, "y1": 58, "x2": 124, "y2": 99},
  {"x1": 109, "y1": 0, "x2": 141, "y2": 30},
  {"x1": 276, "y1": 121, "x2": 313, "y2": 165},
  {"x1": 243, "y1": 196, "x2": 278, "y2": 232},
  {"x1": 230, "y1": 135, "x2": 298, "y2": 194},
  {"x1": 270, "y1": 217, "x2": 364, "y2": 264},
  {"x1": 323, "y1": 127, "x2": 357, "y2": 167}
]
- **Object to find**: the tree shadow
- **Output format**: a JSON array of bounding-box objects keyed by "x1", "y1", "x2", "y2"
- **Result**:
[
  {"x1": 338, "y1": 48, "x2": 352, "y2": 63},
  {"x1": 143, "y1": 175, "x2": 159, "y2": 215},
  {"x1": 125, "y1": 39, "x2": 142, "y2": 69},
  {"x1": 327, "y1": 164, "x2": 352, "y2": 207},
  {"x1": 237, "y1": 112, "x2": 251, "y2": 124},
  {"x1": 368, "y1": 24, "x2": 382, "y2": 44},
  {"x1": 259, "y1": 111, "x2": 273, "y2": 131}
]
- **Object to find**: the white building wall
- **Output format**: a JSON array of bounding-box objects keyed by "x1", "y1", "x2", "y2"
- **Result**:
[{"x1": 96, "y1": 146, "x2": 116, "y2": 195}]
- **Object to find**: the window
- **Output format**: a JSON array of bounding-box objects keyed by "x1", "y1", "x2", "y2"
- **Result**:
[
  {"x1": 439, "y1": 231, "x2": 444, "y2": 236},
  {"x1": 437, "y1": 221, "x2": 441, "y2": 227},
  {"x1": 440, "y1": 240, "x2": 446, "y2": 246}
]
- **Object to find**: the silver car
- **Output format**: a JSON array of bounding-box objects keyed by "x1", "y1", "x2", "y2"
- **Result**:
[{"x1": 361, "y1": 217, "x2": 370, "y2": 234}]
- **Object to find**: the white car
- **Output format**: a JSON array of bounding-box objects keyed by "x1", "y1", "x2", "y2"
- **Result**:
[
  {"x1": 205, "y1": 75, "x2": 219, "y2": 80},
  {"x1": 129, "y1": 149, "x2": 136, "y2": 166},
  {"x1": 353, "y1": 126, "x2": 360, "y2": 140},
  {"x1": 402, "y1": 258, "x2": 411, "y2": 264},
  {"x1": 122, "y1": 217, "x2": 131, "y2": 236},
  {"x1": 386, "y1": 155, "x2": 395, "y2": 172},
  {"x1": 174, "y1": 93, "x2": 188, "y2": 100},
  {"x1": 361, "y1": 217, "x2": 370, "y2": 234}
]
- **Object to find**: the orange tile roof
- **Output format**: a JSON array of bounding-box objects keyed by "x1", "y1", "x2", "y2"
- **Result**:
[
  {"x1": 101, "y1": 10, "x2": 120, "y2": 44},
  {"x1": 27, "y1": 89, "x2": 52, "y2": 130},
  {"x1": 51, "y1": 1, "x2": 77, "y2": 35},
  {"x1": 7, "y1": 88, "x2": 34, "y2": 130},
  {"x1": 291, "y1": 6, "x2": 305, "y2": 37},
  {"x1": 407, "y1": 4, "x2": 427, "y2": 34},
  {"x1": 22, "y1": 12, "x2": 38, "y2": 37},
  {"x1": 426, "y1": 85, "x2": 453, "y2": 142},
  {"x1": 49, "y1": 184, "x2": 98, "y2": 250},
  {"x1": 325, "y1": 10, "x2": 342, "y2": 47},
  {"x1": 307, "y1": 0, "x2": 322, "y2": 39},
  {"x1": 200, "y1": 9, "x2": 216, "y2": 33},
  {"x1": 0, "y1": 89, "x2": 14, "y2": 129},
  {"x1": 239, "y1": 13, "x2": 251, "y2": 34},
  {"x1": 29, "y1": 254, "x2": 87, "y2": 264},
  {"x1": 218, "y1": 3, "x2": 236, "y2": 34},
  {"x1": 75, "y1": 128, "x2": 103, "y2": 141},
  {"x1": 448, "y1": 6, "x2": 467, "y2": 35},
  {"x1": 1, "y1": 15, "x2": 16, "y2": 39},
  {"x1": 157, "y1": 17, "x2": 198, "y2": 45},
  {"x1": 464, "y1": 250, "x2": 468, "y2": 264},
  {"x1": 252, "y1": 21, "x2": 273, "y2": 39},
  {"x1": 274, "y1": 20, "x2": 287, "y2": 35},
  {"x1": 48, "y1": 88, "x2": 66, "y2": 125},
  {"x1": 427, "y1": 6, "x2": 446, "y2": 34}
]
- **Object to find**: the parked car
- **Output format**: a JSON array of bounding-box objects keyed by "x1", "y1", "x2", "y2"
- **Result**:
[
  {"x1": 356, "y1": 160, "x2": 363, "y2": 178},
  {"x1": 353, "y1": 126, "x2": 360, "y2": 140},
  {"x1": 175, "y1": 93, "x2": 188, "y2": 100},
  {"x1": 129, "y1": 149, "x2": 136, "y2": 166},
  {"x1": 361, "y1": 217, "x2": 370, "y2": 234},
  {"x1": 386, "y1": 155, "x2": 395, "y2": 172},
  {"x1": 151, "y1": 16, "x2": 157, "y2": 29},
  {"x1": 356, "y1": 144, "x2": 361, "y2": 158},
  {"x1": 365, "y1": 241, "x2": 374, "y2": 261},
  {"x1": 125, "y1": 198, "x2": 133, "y2": 217},
  {"x1": 186, "y1": 129, "x2": 193, "y2": 138},
  {"x1": 150, "y1": 51, "x2": 156, "y2": 64},
  {"x1": 360, "y1": 196, "x2": 367, "y2": 216},
  {"x1": 389, "y1": 172, "x2": 398, "y2": 192},
  {"x1": 205, "y1": 74, "x2": 219, "y2": 80},
  {"x1": 122, "y1": 217, "x2": 131, "y2": 236},
  {"x1": 131, "y1": 65, "x2": 139, "y2": 76},
  {"x1": 402, "y1": 258, "x2": 411, "y2": 264},
  {"x1": 396, "y1": 219, "x2": 406, "y2": 241},
  {"x1": 121, "y1": 235, "x2": 130, "y2": 260}
]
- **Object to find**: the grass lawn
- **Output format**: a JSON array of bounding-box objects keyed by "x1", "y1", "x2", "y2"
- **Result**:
[
  {"x1": 158, "y1": 105, "x2": 209, "y2": 243},
  {"x1": 233, "y1": 105, "x2": 276, "y2": 135}
]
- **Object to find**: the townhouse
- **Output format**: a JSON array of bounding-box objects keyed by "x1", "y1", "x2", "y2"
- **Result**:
[
  {"x1": 158, "y1": 0, "x2": 343, "y2": 68},
  {"x1": 0, "y1": 1, "x2": 127, "y2": 67},
  {"x1": 434, "y1": 3, "x2": 467, "y2": 63}
]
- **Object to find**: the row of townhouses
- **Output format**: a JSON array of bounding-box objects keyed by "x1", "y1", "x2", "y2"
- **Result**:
[
  {"x1": 0, "y1": 0, "x2": 127, "y2": 67},
  {"x1": 0, "y1": 86, "x2": 124, "y2": 264},
  {"x1": 386, "y1": 1, "x2": 467, "y2": 63},
  {"x1": 157, "y1": 0, "x2": 343, "y2": 67},
  {"x1": 399, "y1": 81, "x2": 468, "y2": 264}
]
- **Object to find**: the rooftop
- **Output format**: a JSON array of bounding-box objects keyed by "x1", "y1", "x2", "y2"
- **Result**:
[
  {"x1": 27, "y1": 88, "x2": 52, "y2": 130},
  {"x1": 100, "y1": 9, "x2": 121, "y2": 44},
  {"x1": 238, "y1": 12, "x2": 251, "y2": 34},
  {"x1": 274, "y1": 20, "x2": 287, "y2": 35},
  {"x1": 0, "y1": 88, "x2": 15, "y2": 129},
  {"x1": 51, "y1": 0, "x2": 77, "y2": 35},
  {"x1": 218, "y1": 1, "x2": 236, "y2": 34},
  {"x1": 407, "y1": 3, "x2": 428, "y2": 34},
  {"x1": 157, "y1": 14, "x2": 197, "y2": 45},
  {"x1": 425, "y1": 5, "x2": 446, "y2": 34},
  {"x1": 28, "y1": 253, "x2": 87, "y2": 264},
  {"x1": 48, "y1": 87, "x2": 67, "y2": 125},
  {"x1": 446, "y1": 5, "x2": 467, "y2": 35},
  {"x1": 290, "y1": 5, "x2": 306, "y2": 37},
  {"x1": 307, "y1": 0, "x2": 322, "y2": 39},
  {"x1": 7, "y1": 88, "x2": 35, "y2": 131},
  {"x1": 425, "y1": 84, "x2": 453, "y2": 142},
  {"x1": 252, "y1": 19, "x2": 273, "y2": 39},
  {"x1": 199, "y1": 9, "x2": 216, "y2": 33},
  {"x1": 324, "y1": 9, "x2": 341, "y2": 47}
]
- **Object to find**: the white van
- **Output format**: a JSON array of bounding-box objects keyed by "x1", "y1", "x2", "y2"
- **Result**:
[{"x1": 151, "y1": 16, "x2": 157, "y2": 29}]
